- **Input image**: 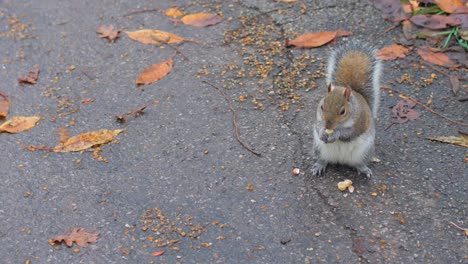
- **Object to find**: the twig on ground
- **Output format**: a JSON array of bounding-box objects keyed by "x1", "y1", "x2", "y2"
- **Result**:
[
  {"x1": 449, "y1": 221, "x2": 467, "y2": 231},
  {"x1": 123, "y1": 8, "x2": 162, "y2": 17},
  {"x1": 382, "y1": 85, "x2": 468, "y2": 127},
  {"x1": 202, "y1": 80, "x2": 261, "y2": 156}
]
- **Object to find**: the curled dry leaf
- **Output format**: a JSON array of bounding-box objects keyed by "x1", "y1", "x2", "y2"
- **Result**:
[
  {"x1": 449, "y1": 75, "x2": 460, "y2": 95},
  {"x1": 417, "y1": 47, "x2": 458, "y2": 68},
  {"x1": 180, "y1": 13, "x2": 223, "y2": 27},
  {"x1": 377, "y1": 44, "x2": 410, "y2": 60},
  {"x1": 165, "y1": 7, "x2": 183, "y2": 18},
  {"x1": 0, "y1": 93, "x2": 11, "y2": 118},
  {"x1": 18, "y1": 65, "x2": 40, "y2": 85},
  {"x1": 126, "y1": 29, "x2": 185, "y2": 45},
  {"x1": 96, "y1": 25, "x2": 120, "y2": 42},
  {"x1": 0, "y1": 116, "x2": 40, "y2": 133},
  {"x1": 49, "y1": 228, "x2": 99, "y2": 248},
  {"x1": 391, "y1": 100, "x2": 420, "y2": 124},
  {"x1": 136, "y1": 58, "x2": 174, "y2": 85},
  {"x1": 52, "y1": 129, "x2": 123, "y2": 152},
  {"x1": 410, "y1": 15, "x2": 461, "y2": 30},
  {"x1": 434, "y1": 0, "x2": 464, "y2": 14},
  {"x1": 426, "y1": 131, "x2": 468, "y2": 148},
  {"x1": 285, "y1": 31, "x2": 337, "y2": 49}
]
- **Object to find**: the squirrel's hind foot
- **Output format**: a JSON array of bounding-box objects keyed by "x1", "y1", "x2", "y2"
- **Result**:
[
  {"x1": 356, "y1": 165, "x2": 372, "y2": 178},
  {"x1": 311, "y1": 160, "x2": 328, "y2": 177}
]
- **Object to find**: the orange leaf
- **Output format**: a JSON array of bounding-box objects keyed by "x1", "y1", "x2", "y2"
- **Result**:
[
  {"x1": 52, "y1": 129, "x2": 123, "y2": 152},
  {"x1": 126, "y1": 30, "x2": 185, "y2": 45},
  {"x1": 180, "y1": 13, "x2": 223, "y2": 27},
  {"x1": 0, "y1": 116, "x2": 40, "y2": 133},
  {"x1": 136, "y1": 58, "x2": 174, "y2": 85},
  {"x1": 49, "y1": 228, "x2": 99, "y2": 248},
  {"x1": 0, "y1": 93, "x2": 11, "y2": 118},
  {"x1": 165, "y1": 7, "x2": 183, "y2": 18},
  {"x1": 285, "y1": 31, "x2": 337, "y2": 49},
  {"x1": 434, "y1": 0, "x2": 464, "y2": 13},
  {"x1": 377, "y1": 44, "x2": 410, "y2": 60},
  {"x1": 152, "y1": 251, "x2": 165, "y2": 257},
  {"x1": 417, "y1": 47, "x2": 458, "y2": 68}
]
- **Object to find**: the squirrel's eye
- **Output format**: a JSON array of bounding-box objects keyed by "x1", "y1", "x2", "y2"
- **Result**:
[
  {"x1": 339, "y1": 108, "x2": 346, "y2": 115},
  {"x1": 321, "y1": 105, "x2": 324, "y2": 110}
]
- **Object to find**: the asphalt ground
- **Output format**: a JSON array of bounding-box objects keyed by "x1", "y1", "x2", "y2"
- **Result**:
[{"x1": 0, "y1": 0, "x2": 466, "y2": 263}]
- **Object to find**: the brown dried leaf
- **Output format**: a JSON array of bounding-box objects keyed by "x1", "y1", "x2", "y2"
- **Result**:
[
  {"x1": 136, "y1": 58, "x2": 174, "y2": 85},
  {"x1": 391, "y1": 100, "x2": 420, "y2": 124},
  {"x1": 410, "y1": 15, "x2": 461, "y2": 29},
  {"x1": 449, "y1": 75, "x2": 460, "y2": 95},
  {"x1": 377, "y1": 44, "x2": 410, "y2": 60},
  {"x1": 180, "y1": 13, "x2": 223, "y2": 27},
  {"x1": 417, "y1": 47, "x2": 458, "y2": 68},
  {"x1": 402, "y1": 20, "x2": 416, "y2": 40},
  {"x1": 49, "y1": 228, "x2": 99, "y2": 248},
  {"x1": 285, "y1": 31, "x2": 337, "y2": 49},
  {"x1": 18, "y1": 65, "x2": 40, "y2": 85},
  {"x1": 96, "y1": 25, "x2": 120, "y2": 42},
  {"x1": 370, "y1": 0, "x2": 411, "y2": 21},
  {"x1": 165, "y1": 7, "x2": 183, "y2": 18},
  {"x1": 52, "y1": 129, "x2": 123, "y2": 152},
  {"x1": 125, "y1": 29, "x2": 185, "y2": 45},
  {"x1": 0, "y1": 116, "x2": 40, "y2": 133},
  {"x1": 434, "y1": 0, "x2": 464, "y2": 14},
  {"x1": 0, "y1": 93, "x2": 11, "y2": 118},
  {"x1": 152, "y1": 251, "x2": 165, "y2": 257},
  {"x1": 426, "y1": 131, "x2": 468, "y2": 148}
]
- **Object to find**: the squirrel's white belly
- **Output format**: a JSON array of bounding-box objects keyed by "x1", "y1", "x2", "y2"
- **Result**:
[{"x1": 313, "y1": 129, "x2": 374, "y2": 166}]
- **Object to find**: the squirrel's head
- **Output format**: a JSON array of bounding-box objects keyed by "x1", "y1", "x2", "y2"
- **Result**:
[{"x1": 320, "y1": 84, "x2": 352, "y2": 131}]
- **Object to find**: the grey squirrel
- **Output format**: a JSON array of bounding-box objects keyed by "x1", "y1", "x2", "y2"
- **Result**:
[{"x1": 312, "y1": 41, "x2": 382, "y2": 177}]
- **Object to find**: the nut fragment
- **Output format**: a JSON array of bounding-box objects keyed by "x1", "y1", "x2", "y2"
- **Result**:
[
  {"x1": 337, "y1": 179, "x2": 353, "y2": 191},
  {"x1": 325, "y1": 129, "x2": 334, "y2": 134},
  {"x1": 292, "y1": 168, "x2": 300, "y2": 175}
]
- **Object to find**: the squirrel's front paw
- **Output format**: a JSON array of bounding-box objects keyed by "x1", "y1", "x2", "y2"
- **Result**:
[{"x1": 320, "y1": 132, "x2": 336, "y2": 143}]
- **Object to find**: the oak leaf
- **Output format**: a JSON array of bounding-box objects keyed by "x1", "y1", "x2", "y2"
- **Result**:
[
  {"x1": 52, "y1": 129, "x2": 123, "y2": 152},
  {"x1": 165, "y1": 7, "x2": 183, "y2": 18},
  {"x1": 96, "y1": 25, "x2": 120, "y2": 42},
  {"x1": 136, "y1": 58, "x2": 174, "y2": 85},
  {"x1": 180, "y1": 13, "x2": 223, "y2": 27},
  {"x1": 0, "y1": 93, "x2": 11, "y2": 118},
  {"x1": 417, "y1": 47, "x2": 458, "y2": 68},
  {"x1": 0, "y1": 116, "x2": 40, "y2": 133},
  {"x1": 49, "y1": 228, "x2": 99, "y2": 248},
  {"x1": 285, "y1": 31, "x2": 337, "y2": 49},
  {"x1": 426, "y1": 131, "x2": 468, "y2": 148},
  {"x1": 18, "y1": 65, "x2": 40, "y2": 85},
  {"x1": 126, "y1": 29, "x2": 185, "y2": 45},
  {"x1": 434, "y1": 0, "x2": 464, "y2": 14},
  {"x1": 377, "y1": 44, "x2": 410, "y2": 60}
]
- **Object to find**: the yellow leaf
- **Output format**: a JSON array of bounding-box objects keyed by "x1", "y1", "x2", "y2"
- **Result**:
[
  {"x1": 165, "y1": 7, "x2": 183, "y2": 18},
  {"x1": 126, "y1": 29, "x2": 185, "y2": 45},
  {"x1": 180, "y1": 13, "x2": 223, "y2": 27},
  {"x1": 52, "y1": 129, "x2": 123, "y2": 152},
  {"x1": 0, "y1": 116, "x2": 40, "y2": 133},
  {"x1": 426, "y1": 131, "x2": 468, "y2": 148}
]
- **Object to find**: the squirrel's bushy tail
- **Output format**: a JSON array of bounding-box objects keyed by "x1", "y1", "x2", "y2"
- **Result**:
[{"x1": 326, "y1": 41, "x2": 382, "y2": 118}]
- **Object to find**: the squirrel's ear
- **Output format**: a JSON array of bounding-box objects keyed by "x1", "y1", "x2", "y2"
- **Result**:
[
  {"x1": 327, "y1": 83, "x2": 332, "y2": 93},
  {"x1": 344, "y1": 87, "x2": 352, "y2": 101}
]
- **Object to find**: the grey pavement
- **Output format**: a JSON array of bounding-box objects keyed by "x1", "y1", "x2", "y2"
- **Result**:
[{"x1": 0, "y1": 0, "x2": 466, "y2": 263}]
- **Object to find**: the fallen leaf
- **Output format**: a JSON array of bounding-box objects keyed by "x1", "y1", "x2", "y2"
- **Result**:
[
  {"x1": 402, "y1": 20, "x2": 416, "y2": 40},
  {"x1": 285, "y1": 31, "x2": 337, "y2": 49},
  {"x1": 49, "y1": 228, "x2": 99, "y2": 248},
  {"x1": 417, "y1": 47, "x2": 458, "y2": 68},
  {"x1": 0, "y1": 93, "x2": 11, "y2": 118},
  {"x1": 450, "y1": 13, "x2": 468, "y2": 29},
  {"x1": 136, "y1": 58, "x2": 174, "y2": 85},
  {"x1": 81, "y1": 98, "x2": 95, "y2": 104},
  {"x1": 165, "y1": 7, "x2": 183, "y2": 18},
  {"x1": 449, "y1": 75, "x2": 460, "y2": 95},
  {"x1": 426, "y1": 131, "x2": 468, "y2": 148},
  {"x1": 180, "y1": 13, "x2": 223, "y2": 27},
  {"x1": 434, "y1": 0, "x2": 464, "y2": 14},
  {"x1": 0, "y1": 116, "x2": 40, "y2": 133},
  {"x1": 391, "y1": 100, "x2": 420, "y2": 124},
  {"x1": 377, "y1": 44, "x2": 410, "y2": 60},
  {"x1": 370, "y1": 0, "x2": 411, "y2": 21},
  {"x1": 152, "y1": 251, "x2": 165, "y2": 257},
  {"x1": 96, "y1": 25, "x2": 120, "y2": 42},
  {"x1": 126, "y1": 29, "x2": 185, "y2": 45},
  {"x1": 57, "y1": 127, "x2": 70, "y2": 144},
  {"x1": 18, "y1": 65, "x2": 40, "y2": 85},
  {"x1": 410, "y1": 15, "x2": 461, "y2": 29},
  {"x1": 52, "y1": 129, "x2": 123, "y2": 152}
]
